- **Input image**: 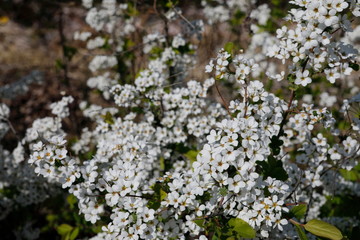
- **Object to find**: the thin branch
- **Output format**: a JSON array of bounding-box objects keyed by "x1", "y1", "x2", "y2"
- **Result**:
[
  {"x1": 289, "y1": 218, "x2": 304, "y2": 226},
  {"x1": 320, "y1": 146, "x2": 360, "y2": 177},
  {"x1": 285, "y1": 169, "x2": 303, "y2": 201},
  {"x1": 214, "y1": 81, "x2": 232, "y2": 117},
  {"x1": 78, "y1": 38, "x2": 161, "y2": 58},
  {"x1": 58, "y1": 9, "x2": 70, "y2": 85},
  {"x1": 285, "y1": 202, "x2": 307, "y2": 206},
  {"x1": 277, "y1": 90, "x2": 295, "y2": 138},
  {"x1": 304, "y1": 188, "x2": 314, "y2": 221},
  {"x1": 172, "y1": 7, "x2": 196, "y2": 30},
  {"x1": 1, "y1": 117, "x2": 23, "y2": 144},
  {"x1": 42, "y1": 0, "x2": 78, "y2": 7},
  {"x1": 244, "y1": 85, "x2": 248, "y2": 117}
]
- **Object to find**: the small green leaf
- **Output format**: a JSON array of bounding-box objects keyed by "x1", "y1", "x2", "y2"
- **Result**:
[
  {"x1": 67, "y1": 194, "x2": 77, "y2": 209},
  {"x1": 147, "y1": 199, "x2": 160, "y2": 210},
  {"x1": 289, "y1": 83, "x2": 299, "y2": 91},
  {"x1": 193, "y1": 219, "x2": 205, "y2": 228},
  {"x1": 91, "y1": 225, "x2": 102, "y2": 234},
  {"x1": 291, "y1": 204, "x2": 307, "y2": 219},
  {"x1": 228, "y1": 218, "x2": 256, "y2": 238},
  {"x1": 340, "y1": 168, "x2": 359, "y2": 181},
  {"x1": 304, "y1": 219, "x2": 343, "y2": 240},
  {"x1": 224, "y1": 42, "x2": 234, "y2": 54},
  {"x1": 349, "y1": 62, "x2": 359, "y2": 71},
  {"x1": 46, "y1": 214, "x2": 57, "y2": 223},
  {"x1": 64, "y1": 232, "x2": 71, "y2": 240},
  {"x1": 63, "y1": 45, "x2": 77, "y2": 61},
  {"x1": 294, "y1": 224, "x2": 309, "y2": 240},
  {"x1": 148, "y1": 182, "x2": 167, "y2": 210},
  {"x1": 211, "y1": 235, "x2": 220, "y2": 240},
  {"x1": 101, "y1": 111, "x2": 114, "y2": 125},
  {"x1": 184, "y1": 150, "x2": 199, "y2": 165},
  {"x1": 159, "y1": 157, "x2": 165, "y2": 170},
  {"x1": 57, "y1": 224, "x2": 73, "y2": 236},
  {"x1": 219, "y1": 187, "x2": 228, "y2": 196},
  {"x1": 160, "y1": 189, "x2": 167, "y2": 201},
  {"x1": 55, "y1": 59, "x2": 64, "y2": 70},
  {"x1": 69, "y1": 227, "x2": 79, "y2": 240},
  {"x1": 257, "y1": 156, "x2": 288, "y2": 181}
]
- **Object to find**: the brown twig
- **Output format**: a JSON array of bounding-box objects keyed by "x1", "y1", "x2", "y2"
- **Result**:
[
  {"x1": 285, "y1": 202, "x2": 307, "y2": 206},
  {"x1": 214, "y1": 81, "x2": 232, "y2": 117},
  {"x1": 304, "y1": 188, "x2": 314, "y2": 221},
  {"x1": 289, "y1": 218, "x2": 304, "y2": 226},
  {"x1": 172, "y1": 7, "x2": 196, "y2": 30},
  {"x1": 58, "y1": 9, "x2": 69, "y2": 86},
  {"x1": 244, "y1": 85, "x2": 248, "y2": 117},
  {"x1": 285, "y1": 169, "x2": 303, "y2": 201},
  {"x1": 277, "y1": 90, "x2": 295, "y2": 138}
]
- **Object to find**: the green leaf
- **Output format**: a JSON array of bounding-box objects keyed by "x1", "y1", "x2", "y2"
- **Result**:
[
  {"x1": 271, "y1": 0, "x2": 281, "y2": 6},
  {"x1": 219, "y1": 187, "x2": 228, "y2": 196},
  {"x1": 46, "y1": 214, "x2": 57, "y2": 223},
  {"x1": 228, "y1": 218, "x2": 256, "y2": 238},
  {"x1": 193, "y1": 219, "x2": 205, "y2": 228},
  {"x1": 184, "y1": 150, "x2": 199, "y2": 165},
  {"x1": 148, "y1": 182, "x2": 167, "y2": 210},
  {"x1": 67, "y1": 194, "x2": 77, "y2": 209},
  {"x1": 55, "y1": 59, "x2": 64, "y2": 70},
  {"x1": 256, "y1": 156, "x2": 288, "y2": 181},
  {"x1": 57, "y1": 224, "x2": 73, "y2": 236},
  {"x1": 229, "y1": 10, "x2": 246, "y2": 27},
  {"x1": 69, "y1": 227, "x2": 79, "y2": 240},
  {"x1": 269, "y1": 136, "x2": 284, "y2": 155},
  {"x1": 160, "y1": 189, "x2": 167, "y2": 201},
  {"x1": 91, "y1": 225, "x2": 102, "y2": 234},
  {"x1": 101, "y1": 111, "x2": 114, "y2": 125},
  {"x1": 224, "y1": 42, "x2": 234, "y2": 54},
  {"x1": 159, "y1": 157, "x2": 165, "y2": 170},
  {"x1": 126, "y1": 2, "x2": 139, "y2": 16},
  {"x1": 294, "y1": 224, "x2": 309, "y2": 240},
  {"x1": 64, "y1": 233, "x2": 71, "y2": 240},
  {"x1": 349, "y1": 62, "x2": 359, "y2": 71},
  {"x1": 291, "y1": 204, "x2": 307, "y2": 219},
  {"x1": 101, "y1": 37, "x2": 111, "y2": 50},
  {"x1": 211, "y1": 235, "x2": 220, "y2": 240},
  {"x1": 196, "y1": 191, "x2": 212, "y2": 203},
  {"x1": 340, "y1": 168, "x2": 359, "y2": 181},
  {"x1": 147, "y1": 199, "x2": 160, "y2": 210},
  {"x1": 304, "y1": 219, "x2": 343, "y2": 240},
  {"x1": 289, "y1": 83, "x2": 300, "y2": 91},
  {"x1": 63, "y1": 45, "x2": 77, "y2": 61}
]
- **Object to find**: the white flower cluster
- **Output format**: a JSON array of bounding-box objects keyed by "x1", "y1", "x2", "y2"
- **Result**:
[
  {"x1": 29, "y1": 136, "x2": 81, "y2": 188},
  {"x1": 268, "y1": 0, "x2": 359, "y2": 86},
  {"x1": 183, "y1": 80, "x2": 290, "y2": 237},
  {"x1": 0, "y1": 102, "x2": 61, "y2": 221},
  {"x1": 0, "y1": 143, "x2": 58, "y2": 220},
  {"x1": 278, "y1": 101, "x2": 360, "y2": 223},
  {"x1": 75, "y1": 2, "x2": 136, "y2": 99},
  {"x1": 2, "y1": 0, "x2": 360, "y2": 239},
  {"x1": 89, "y1": 56, "x2": 118, "y2": 73},
  {"x1": 49, "y1": 95, "x2": 74, "y2": 118}
]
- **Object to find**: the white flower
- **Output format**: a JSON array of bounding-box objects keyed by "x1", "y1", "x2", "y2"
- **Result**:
[{"x1": 295, "y1": 70, "x2": 312, "y2": 86}]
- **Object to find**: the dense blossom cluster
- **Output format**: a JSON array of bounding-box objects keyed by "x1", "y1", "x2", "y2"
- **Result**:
[
  {"x1": 268, "y1": 0, "x2": 359, "y2": 86},
  {"x1": 1, "y1": 0, "x2": 360, "y2": 239}
]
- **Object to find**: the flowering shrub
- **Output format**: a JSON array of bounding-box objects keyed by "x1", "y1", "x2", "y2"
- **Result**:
[{"x1": 1, "y1": 0, "x2": 360, "y2": 239}]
